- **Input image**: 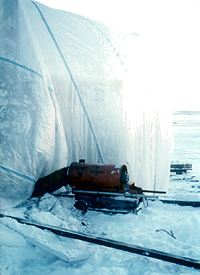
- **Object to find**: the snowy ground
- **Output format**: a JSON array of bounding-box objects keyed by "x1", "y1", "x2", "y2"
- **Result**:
[{"x1": 0, "y1": 111, "x2": 200, "y2": 275}]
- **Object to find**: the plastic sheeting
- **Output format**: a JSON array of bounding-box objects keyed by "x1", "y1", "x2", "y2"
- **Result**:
[{"x1": 0, "y1": 0, "x2": 172, "y2": 209}]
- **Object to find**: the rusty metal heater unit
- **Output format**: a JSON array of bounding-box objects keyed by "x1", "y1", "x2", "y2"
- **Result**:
[
  {"x1": 67, "y1": 159, "x2": 129, "y2": 192},
  {"x1": 32, "y1": 159, "x2": 143, "y2": 213}
]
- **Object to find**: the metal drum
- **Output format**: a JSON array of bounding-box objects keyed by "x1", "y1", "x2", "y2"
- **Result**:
[{"x1": 67, "y1": 159, "x2": 129, "y2": 193}]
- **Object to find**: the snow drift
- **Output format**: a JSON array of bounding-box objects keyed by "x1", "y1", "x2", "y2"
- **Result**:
[{"x1": 0, "y1": 0, "x2": 172, "y2": 209}]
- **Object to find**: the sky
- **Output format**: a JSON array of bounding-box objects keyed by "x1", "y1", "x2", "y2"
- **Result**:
[{"x1": 37, "y1": 0, "x2": 200, "y2": 111}]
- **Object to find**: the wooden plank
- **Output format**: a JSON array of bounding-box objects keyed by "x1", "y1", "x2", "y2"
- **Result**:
[
  {"x1": 159, "y1": 199, "x2": 200, "y2": 207},
  {"x1": 1, "y1": 214, "x2": 200, "y2": 270}
]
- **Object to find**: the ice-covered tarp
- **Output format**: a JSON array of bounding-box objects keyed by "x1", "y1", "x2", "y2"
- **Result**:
[{"x1": 0, "y1": 0, "x2": 172, "y2": 209}]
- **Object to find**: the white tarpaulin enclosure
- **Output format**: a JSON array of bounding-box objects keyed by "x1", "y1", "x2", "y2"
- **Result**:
[{"x1": 0, "y1": 0, "x2": 172, "y2": 209}]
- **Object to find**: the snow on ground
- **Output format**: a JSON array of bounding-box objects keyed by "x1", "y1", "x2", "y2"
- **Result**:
[
  {"x1": 1, "y1": 195, "x2": 200, "y2": 275},
  {"x1": 0, "y1": 112, "x2": 200, "y2": 275}
]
